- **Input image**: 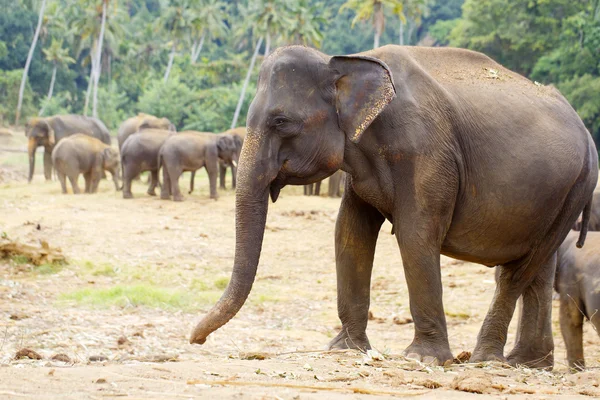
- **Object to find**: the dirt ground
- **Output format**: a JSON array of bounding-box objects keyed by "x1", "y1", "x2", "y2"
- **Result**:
[{"x1": 1, "y1": 131, "x2": 599, "y2": 399}]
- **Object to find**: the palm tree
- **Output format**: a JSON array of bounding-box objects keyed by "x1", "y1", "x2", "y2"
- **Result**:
[
  {"x1": 160, "y1": 0, "x2": 197, "y2": 82},
  {"x1": 15, "y1": 0, "x2": 47, "y2": 125},
  {"x1": 340, "y1": 0, "x2": 404, "y2": 48},
  {"x1": 288, "y1": 0, "x2": 326, "y2": 47},
  {"x1": 39, "y1": 39, "x2": 75, "y2": 115},
  {"x1": 398, "y1": 0, "x2": 430, "y2": 45},
  {"x1": 190, "y1": 0, "x2": 229, "y2": 64},
  {"x1": 230, "y1": 0, "x2": 294, "y2": 129}
]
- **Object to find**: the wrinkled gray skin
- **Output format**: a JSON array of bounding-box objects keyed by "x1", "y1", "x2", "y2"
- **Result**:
[
  {"x1": 26, "y1": 114, "x2": 111, "y2": 183},
  {"x1": 574, "y1": 192, "x2": 600, "y2": 231},
  {"x1": 555, "y1": 231, "x2": 600, "y2": 371},
  {"x1": 190, "y1": 45, "x2": 598, "y2": 369},
  {"x1": 120, "y1": 129, "x2": 173, "y2": 199},
  {"x1": 51, "y1": 134, "x2": 120, "y2": 194},
  {"x1": 160, "y1": 132, "x2": 237, "y2": 201},
  {"x1": 117, "y1": 113, "x2": 175, "y2": 150},
  {"x1": 219, "y1": 128, "x2": 246, "y2": 190}
]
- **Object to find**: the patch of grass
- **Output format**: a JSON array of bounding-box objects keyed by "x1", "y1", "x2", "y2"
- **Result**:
[
  {"x1": 59, "y1": 284, "x2": 221, "y2": 311},
  {"x1": 190, "y1": 278, "x2": 210, "y2": 291},
  {"x1": 35, "y1": 262, "x2": 64, "y2": 275},
  {"x1": 10, "y1": 255, "x2": 29, "y2": 265},
  {"x1": 214, "y1": 277, "x2": 229, "y2": 290},
  {"x1": 79, "y1": 260, "x2": 118, "y2": 277},
  {"x1": 445, "y1": 309, "x2": 471, "y2": 320}
]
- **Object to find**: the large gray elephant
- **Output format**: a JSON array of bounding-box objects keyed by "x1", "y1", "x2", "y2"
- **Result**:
[
  {"x1": 51, "y1": 134, "x2": 120, "y2": 194},
  {"x1": 26, "y1": 114, "x2": 111, "y2": 183},
  {"x1": 120, "y1": 129, "x2": 173, "y2": 199},
  {"x1": 219, "y1": 127, "x2": 246, "y2": 189},
  {"x1": 189, "y1": 45, "x2": 598, "y2": 369},
  {"x1": 159, "y1": 132, "x2": 237, "y2": 201},
  {"x1": 555, "y1": 231, "x2": 600, "y2": 371},
  {"x1": 117, "y1": 113, "x2": 175, "y2": 150}
]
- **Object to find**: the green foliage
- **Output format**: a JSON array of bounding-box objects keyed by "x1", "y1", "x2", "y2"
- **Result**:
[
  {"x1": 97, "y1": 82, "x2": 130, "y2": 130},
  {"x1": 37, "y1": 91, "x2": 73, "y2": 116},
  {"x1": 0, "y1": 69, "x2": 35, "y2": 124},
  {"x1": 559, "y1": 75, "x2": 600, "y2": 141}
]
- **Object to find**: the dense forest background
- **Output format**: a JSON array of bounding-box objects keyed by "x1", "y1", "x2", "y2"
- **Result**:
[{"x1": 1, "y1": 0, "x2": 599, "y2": 143}]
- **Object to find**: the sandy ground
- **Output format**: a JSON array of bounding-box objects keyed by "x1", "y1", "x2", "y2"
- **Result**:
[{"x1": 0, "y1": 131, "x2": 599, "y2": 399}]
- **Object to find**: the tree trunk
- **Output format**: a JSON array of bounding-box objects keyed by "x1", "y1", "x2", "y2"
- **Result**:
[
  {"x1": 83, "y1": 42, "x2": 97, "y2": 116},
  {"x1": 407, "y1": 20, "x2": 415, "y2": 46},
  {"x1": 230, "y1": 36, "x2": 263, "y2": 130},
  {"x1": 39, "y1": 64, "x2": 57, "y2": 116},
  {"x1": 399, "y1": 19, "x2": 404, "y2": 45},
  {"x1": 374, "y1": 31, "x2": 380, "y2": 49},
  {"x1": 264, "y1": 31, "x2": 271, "y2": 56},
  {"x1": 191, "y1": 34, "x2": 205, "y2": 64},
  {"x1": 92, "y1": 0, "x2": 107, "y2": 119},
  {"x1": 373, "y1": 2, "x2": 383, "y2": 49},
  {"x1": 15, "y1": 0, "x2": 47, "y2": 125},
  {"x1": 164, "y1": 43, "x2": 176, "y2": 83}
]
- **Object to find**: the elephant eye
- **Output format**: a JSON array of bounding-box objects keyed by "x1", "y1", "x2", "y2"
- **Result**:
[{"x1": 269, "y1": 115, "x2": 301, "y2": 137}]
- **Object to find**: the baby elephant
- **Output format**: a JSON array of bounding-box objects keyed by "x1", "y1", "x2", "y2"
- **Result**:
[
  {"x1": 52, "y1": 134, "x2": 120, "y2": 194},
  {"x1": 555, "y1": 230, "x2": 600, "y2": 370}
]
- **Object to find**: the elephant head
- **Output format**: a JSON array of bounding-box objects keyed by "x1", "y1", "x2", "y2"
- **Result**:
[
  {"x1": 26, "y1": 117, "x2": 55, "y2": 183},
  {"x1": 102, "y1": 147, "x2": 121, "y2": 189},
  {"x1": 138, "y1": 116, "x2": 176, "y2": 132},
  {"x1": 189, "y1": 46, "x2": 396, "y2": 344},
  {"x1": 216, "y1": 134, "x2": 238, "y2": 167}
]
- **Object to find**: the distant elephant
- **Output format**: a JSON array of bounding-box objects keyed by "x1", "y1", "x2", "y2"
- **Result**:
[
  {"x1": 303, "y1": 181, "x2": 321, "y2": 196},
  {"x1": 574, "y1": 192, "x2": 600, "y2": 231},
  {"x1": 160, "y1": 132, "x2": 237, "y2": 201},
  {"x1": 117, "y1": 113, "x2": 175, "y2": 150},
  {"x1": 120, "y1": 129, "x2": 173, "y2": 199},
  {"x1": 219, "y1": 127, "x2": 246, "y2": 189},
  {"x1": 190, "y1": 45, "x2": 597, "y2": 370},
  {"x1": 26, "y1": 114, "x2": 111, "y2": 183},
  {"x1": 555, "y1": 231, "x2": 600, "y2": 370},
  {"x1": 303, "y1": 171, "x2": 345, "y2": 197},
  {"x1": 51, "y1": 134, "x2": 120, "y2": 194}
]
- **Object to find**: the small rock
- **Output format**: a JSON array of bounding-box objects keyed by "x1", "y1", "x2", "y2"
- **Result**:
[
  {"x1": 95, "y1": 378, "x2": 107, "y2": 384},
  {"x1": 89, "y1": 355, "x2": 108, "y2": 362},
  {"x1": 392, "y1": 316, "x2": 413, "y2": 325},
  {"x1": 132, "y1": 331, "x2": 144, "y2": 338},
  {"x1": 15, "y1": 348, "x2": 42, "y2": 360},
  {"x1": 51, "y1": 353, "x2": 71, "y2": 363},
  {"x1": 117, "y1": 336, "x2": 130, "y2": 346},
  {"x1": 415, "y1": 378, "x2": 443, "y2": 389},
  {"x1": 9, "y1": 313, "x2": 28, "y2": 320},
  {"x1": 452, "y1": 372, "x2": 494, "y2": 394}
]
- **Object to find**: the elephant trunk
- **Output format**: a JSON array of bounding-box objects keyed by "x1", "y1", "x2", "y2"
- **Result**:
[
  {"x1": 27, "y1": 138, "x2": 37, "y2": 183},
  {"x1": 190, "y1": 134, "x2": 274, "y2": 344}
]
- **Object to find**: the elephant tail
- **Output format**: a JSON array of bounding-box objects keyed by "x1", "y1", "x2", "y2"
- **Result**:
[{"x1": 576, "y1": 195, "x2": 592, "y2": 248}]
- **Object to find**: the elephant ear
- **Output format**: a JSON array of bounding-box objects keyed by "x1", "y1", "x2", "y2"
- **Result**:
[
  {"x1": 40, "y1": 119, "x2": 56, "y2": 146},
  {"x1": 329, "y1": 55, "x2": 396, "y2": 143}
]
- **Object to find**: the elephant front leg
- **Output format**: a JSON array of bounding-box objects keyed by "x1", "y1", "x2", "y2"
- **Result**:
[
  {"x1": 328, "y1": 187, "x2": 384, "y2": 351},
  {"x1": 396, "y1": 227, "x2": 453, "y2": 365},
  {"x1": 506, "y1": 253, "x2": 556, "y2": 369},
  {"x1": 206, "y1": 160, "x2": 219, "y2": 200},
  {"x1": 43, "y1": 148, "x2": 53, "y2": 181},
  {"x1": 219, "y1": 162, "x2": 227, "y2": 190}
]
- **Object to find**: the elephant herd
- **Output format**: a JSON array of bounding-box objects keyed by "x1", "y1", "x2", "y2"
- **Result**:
[{"x1": 25, "y1": 113, "x2": 245, "y2": 201}]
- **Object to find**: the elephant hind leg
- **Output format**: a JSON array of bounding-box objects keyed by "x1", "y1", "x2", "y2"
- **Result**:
[
  {"x1": 68, "y1": 174, "x2": 81, "y2": 194},
  {"x1": 122, "y1": 164, "x2": 139, "y2": 199},
  {"x1": 147, "y1": 170, "x2": 159, "y2": 196},
  {"x1": 83, "y1": 171, "x2": 92, "y2": 193},
  {"x1": 57, "y1": 170, "x2": 67, "y2": 194},
  {"x1": 506, "y1": 253, "x2": 556, "y2": 369},
  {"x1": 559, "y1": 290, "x2": 585, "y2": 370}
]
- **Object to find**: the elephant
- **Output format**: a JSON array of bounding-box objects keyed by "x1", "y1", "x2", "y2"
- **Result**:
[
  {"x1": 574, "y1": 191, "x2": 600, "y2": 231},
  {"x1": 555, "y1": 231, "x2": 600, "y2": 371},
  {"x1": 51, "y1": 134, "x2": 120, "y2": 194},
  {"x1": 304, "y1": 171, "x2": 345, "y2": 197},
  {"x1": 159, "y1": 132, "x2": 238, "y2": 201},
  {"x1": 120, "y1": 129, "x2": 173, "y2": 199},
  {"x1": 26, "y1": 114, "x2": 111, "y2": 183},
  {"x1": 189, "y1": 45, "x2": 598, "y2": 370},
  {"x1": 117, "y1": 113, "x2": 175, "y2": 151},
  {"x1": 219, "y1": 127, "x2": 246, "y2": 190}
]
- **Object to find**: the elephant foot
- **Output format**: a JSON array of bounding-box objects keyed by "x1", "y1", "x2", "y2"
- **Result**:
[
  {"x1": 470, "y1": 347, "x2": 507, "y2": 365},
  {"x1": 403, "y1": 341, "x2": 453, "y2": 366},
  {"x1": 173, "y1": 195, "x2": 184, "y2": 202},
  {"x1": 506, "y1": 347, "x2": 554, "y2": 370},
  {"x1": 210, "y1": 196, "x2": 219, "y2": 201},
  {"x1": 147, "y1": 190, "x2": 157, "y2": 196},
  {"x1": 327, "y1": 328, "x2": 371, "y2": 351},
  {"x1": 160, "y1": 194, "x2": 171, "y2": 200},
  {"x1": 123, "y1": 192, "x2": 134, "y2": 199}
]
